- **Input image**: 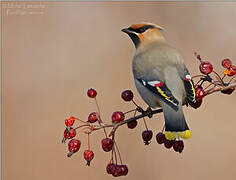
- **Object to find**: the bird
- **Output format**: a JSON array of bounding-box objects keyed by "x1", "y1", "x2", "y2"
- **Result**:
[{"x1": 122, "y1": 22, "x2": 196, "y2": 140}]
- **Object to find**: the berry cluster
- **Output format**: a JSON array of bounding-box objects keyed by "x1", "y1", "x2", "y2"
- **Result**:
[
  {"x1": 62, "y1": 89, "x2": 169, "y2": 176},
  {"x1": 106, "y1": 164, "x2": 128, "y2": 177},
  {"x1": 189, "y1": 53, "x2": 236, "y2": 109},
  {"x1": 62, "y1": 89, "x2": 135, "y2": 176},
  {"x1": 62, "y1": 53, "x2": 235, "y2": 176},
  {"x1": 156, "y1": 132, "x2": 184, "y2": 153}
]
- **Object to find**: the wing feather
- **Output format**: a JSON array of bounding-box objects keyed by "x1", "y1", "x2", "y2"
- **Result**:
[{"x1": 137, "y1": 78, "x2": 179, "y2": 110}]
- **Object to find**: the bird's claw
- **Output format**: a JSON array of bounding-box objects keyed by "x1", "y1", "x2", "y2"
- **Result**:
[{"x1": 145, "y1": 107, "x2": 153, "y2": 118}]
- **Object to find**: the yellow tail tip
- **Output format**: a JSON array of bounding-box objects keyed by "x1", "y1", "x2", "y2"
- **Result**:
[
  {"x1": 164, "y1": 131, "x2": 177, "y2": 140},
  {"x1": 164, "y1": 130, "x2": 191, "y2": 140},
  {"x1": 181, "y1": 130, "x2": 191, "y2": 139}
]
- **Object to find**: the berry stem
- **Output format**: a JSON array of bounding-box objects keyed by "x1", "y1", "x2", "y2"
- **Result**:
[
  {"x1": 132, "y1": 99, "x2": 139, "y2": 108},
  {"x1": 110, "y1": 134, "x2": 116, "y2": 164},
  {"x1": 192, "y1": 75, "x2": 205, "y2": 79},
  {"x1": 114, "y1": 140, "x2": 123, "y2": 165},
  {"x1": 195, "y1": 79, "x2": 203, "y2": 86},
  {"x1": 100, "y1": 123, "x2": 108, "y2": 138},
  {"x1": 74, "y1": 117, "x2": 87, "y2": 123},
  {"x1": 142, "y1": 117, "x2": 148, "y2": 130},
  {"x1": 112, "y1": 135, "x2": 118, "y2": 164},
  {"x1": 162, "y1": 124, "x2": 165, "y2": 133},
  {"x1": 81, "y1": 127, "x2": 93, "y2": 132},
  {"x1": 110, "y1": 144, "x2": 114, "y2": 163},
  {"x1": 228, "y1": 74, "x2": 236, "y2": 84},
  {"x1": 124, "y1": 109, "x2": 137, "y2": 115},
  {"x1": 212, "y1": 70, "x2": 224, "y2": 85},
  {"x1": 88, "y1": 133, "x2": 90, "y2": 150},
  {"x1": 203, "y1": 83, "x2": 215, "y2": 91},
  {"x1": 74, "y1": 124, "x2": 91, "y2": 130},
  {"x1": 133, "y1": 109, "x2": 137, "y2": 117},
  {"x1": 94, "y1": 97, "x2": 108, "y2": 138},
  {"x1": 200, "y1": 80, "x2": 205, "y2": 87},
  {"x1": 221, "y1": 74, "x2": 226, "y2": 81},
  {"x1": 113, "y1": 147, "x2": 118, "y2": 164},
  {"x1": 95, "y1": 97, "x2": 101, "y2": 116}
]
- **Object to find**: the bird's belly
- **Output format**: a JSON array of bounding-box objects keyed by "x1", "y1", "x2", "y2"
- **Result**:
[{"x1": 134, "y1": 79, "x2": 161, "y2": 108}]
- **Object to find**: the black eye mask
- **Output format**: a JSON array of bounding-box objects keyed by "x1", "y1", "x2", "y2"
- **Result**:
[{"x1": 128, "y1": 25, "x2": 154, "y2": 34}]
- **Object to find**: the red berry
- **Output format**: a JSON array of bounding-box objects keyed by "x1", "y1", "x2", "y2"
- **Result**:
[
  {"x1": 88, "y1": 112, "x2": 98, "y2": 123},
  {"x1": 189, "y1": 97, "x2": 203, "y2": 109},
  {"x1": 199, "y1": 61, "x2": 213, "y2": 75},
  {"x1": 101, "y1": 138, "x2": 113, "y2": 152},
  {"x1": 222, "y1": 58, "x2": 232, "y2": 68},
  {"x1": 112, "y1": 165, "x2": 122, "y2": 177},
  {"x1": 127, "y1": 120, "x2": 137, "y2": 129},
  {"x1": 189, "y1": 86, "x2": 205, "y2": 109},
  {"x1": 164, "y1": 139, "x2": 175, "y2": 149},
  {"x1": 67, "y1": 139, "x2": 81, "y2": 157},
  {"x1": 106, "y1": 163, "x2": 116, "y2": 174},
  {"x1": 65, "y1": 116, "x2": 75, "y2": 127},
  {"x1": 195, "y1": 86, "x2": 206, "y2": 99},
  {"x1": 221, "y1": 87, "x2": 235, "y2": 95},
  {"x1": 173, "y1": 140, "x2": 184, "y2": 153},
  {"x1": 142, "y1": 130, "x2": 153, "y2": 145},
  {"x1": 87, "y1": 88, "x2": 97, "y2": 98},
  {"x1": 228, "y1": 65, "x2": 236, "y2": 76},
  {"x1": 112, "y1": 111, "x2": 125, "y2": 123},
  {"x1": 83, "y1": 150, "x2": 94, "y2": 166},
  {"x1": 64, "y1": 129, "x2": 70, "y2": 139},
  {"x1": 120, "y1": 165, "x2": 128, "y2": 176},
  {"x1": 64, "y1": 128, "x2": 76, "y2": 139},
  {"x1": 156, "y1": 132, "x2": 166, "y2": 144},
  {"x1": 121, "y1": 90, "x2": 134, "y2": 101}
]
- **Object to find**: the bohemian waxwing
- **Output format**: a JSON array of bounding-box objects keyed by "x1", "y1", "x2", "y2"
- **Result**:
[{"x1": 122, "y1": 22, "x2": 196, "y2": 140}]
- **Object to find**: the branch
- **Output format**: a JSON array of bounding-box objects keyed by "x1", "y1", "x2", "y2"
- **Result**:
[
  {"x1": 92, "y1": 81, "x2": 236, "y2": 136},
  {"x1": 94, "y1": 108, "x2": 163, "y2": 136},
  {"x1": 78, "y1": 80, "x2": 236, "y2": 138},
  {"x1": 206, "y1": 81, "x2": 236, "y2": 95}
]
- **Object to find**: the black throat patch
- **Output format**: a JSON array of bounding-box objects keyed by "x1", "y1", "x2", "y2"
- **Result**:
[{"x1": 128, "y1": 33, "x2": 140, "y2": 48}]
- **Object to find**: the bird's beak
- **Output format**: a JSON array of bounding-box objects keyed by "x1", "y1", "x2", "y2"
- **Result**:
[{"x1": 121, "y1": 28, "x2": 132, "y2": 34}]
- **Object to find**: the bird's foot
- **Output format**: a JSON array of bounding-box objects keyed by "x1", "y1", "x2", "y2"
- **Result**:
[
  {"x1": 136, "y1": 106, "x2": 153, "y2": 118},
  {"x1": 145, "y1": 107, "x2": 153, "y2": 118}
]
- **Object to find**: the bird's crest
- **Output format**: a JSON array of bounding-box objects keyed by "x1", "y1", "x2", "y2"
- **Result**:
[{"x1": 130, "y1": 22, "x2": 164, "y2": 31}]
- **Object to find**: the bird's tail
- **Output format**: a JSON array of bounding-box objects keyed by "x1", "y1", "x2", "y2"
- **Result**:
[{"x1": 161, "y1": 102, "x2": 191, "y2": 140}]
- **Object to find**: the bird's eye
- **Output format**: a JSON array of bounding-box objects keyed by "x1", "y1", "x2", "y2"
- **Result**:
[{"x1": 138, "y1": 27, "x2": 146, "y2": 33}]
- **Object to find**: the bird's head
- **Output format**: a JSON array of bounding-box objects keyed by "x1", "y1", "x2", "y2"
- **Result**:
[{"x1": 122, "y1": 22, "x2": 165, "y2": 48}]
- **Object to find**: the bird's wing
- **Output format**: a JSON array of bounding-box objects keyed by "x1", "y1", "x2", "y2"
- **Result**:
[
  {"x1": 137, "y1": 68, "x2": 179, "y2": 109},
  {"x1": 176, "y1": 64, "x2": 196, "y2": 103}
]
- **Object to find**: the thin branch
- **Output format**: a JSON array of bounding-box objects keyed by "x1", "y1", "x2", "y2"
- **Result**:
[
  {"x1": 93, "y1": 109, "x2": 163, "y2": 136},
  {"x1": 212, "y1": 70, "x2": 224, "y2": 85},
  {"x1": 95, "y1": 97, "x2": 108, "y2": 138},
  {"x1": 228, "y1": 74, "x2": 236, "y2": 83},
  {"x1": 206, "y1": 81, "x2": 236, "y2": 95},
  {"x1": 92, "y1": 82, "x2": 235, "y2": 134},
  {"x1": 72, "y1": 81, "x2": 235, "y2": 139}
]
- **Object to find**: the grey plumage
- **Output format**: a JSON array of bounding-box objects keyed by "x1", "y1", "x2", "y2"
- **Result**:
[
  {"x1": 133, "y1": 42, "x2": 189, "y2": 132},
  {"x1": 122, "y1": 22, "x2": 195, "y2": 140}
]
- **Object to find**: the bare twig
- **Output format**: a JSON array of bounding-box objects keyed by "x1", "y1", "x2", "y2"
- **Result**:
[
  {"x1": 92, "y1": 109, "x2": 163, "y2": 137},
  {"x1": 91, "y1": 82, "x2": 235, "y2": 134},
  {"x1": 206, "y1": 81, "x2": 236, "y2": 95},
  {"x1": 228, "y1": 75, "x2": 236, "y2": 83},
  {"x1": 71, "y1": 81, "x2": 235, "y2": 140}
]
